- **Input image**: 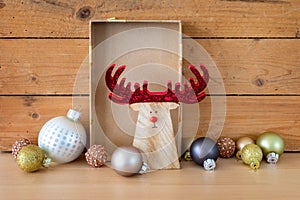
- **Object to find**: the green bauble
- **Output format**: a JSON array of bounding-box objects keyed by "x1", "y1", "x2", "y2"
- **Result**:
[
  {"x1": 256, "y1": 132, "x2": 284, "y2": 164},
  {"x1": 241, "y1": 144, "x2": 263, "y2": 170},
  {"x1": 16, "y1": 145, "x2": 50, "y2": 172}
]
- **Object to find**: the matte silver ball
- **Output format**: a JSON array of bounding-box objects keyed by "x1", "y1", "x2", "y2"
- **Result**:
[{"x1": 111, "y1": 146, "x2": 143, "y2": 177}]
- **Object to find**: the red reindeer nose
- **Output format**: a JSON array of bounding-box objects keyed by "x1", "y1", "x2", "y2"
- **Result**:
[{"x1": 150, "y1": 116, "x2": 158, "y2": 123}]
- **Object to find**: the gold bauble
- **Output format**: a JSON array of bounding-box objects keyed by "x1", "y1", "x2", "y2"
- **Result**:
[
  {"x1": 241, "y1": 144, "x2": 263, "y2": 170},
  {"x1": 183, "y1": 150, "x2": 192, "y2": 161},
  {"x1": 16, "y1": 145, "x2": 49, "y2": 172},
  {"x1": 236, "y1": 137, "x2": 255, "y2": 159}
]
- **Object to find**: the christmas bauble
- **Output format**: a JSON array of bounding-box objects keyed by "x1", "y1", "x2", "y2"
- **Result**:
[
  {"x1": 183, "y1": 150, "x2": 192, "y2": 161},
  {"x1": 12, "y1": 138, "x2": 32, "y2": 159},
  {"x1": 38, "y1": 109, "x2": 86, "y2": 164},
  {"x1": 256, "y1": 132, "x2": 284, "y2": 164},
  {"x1": 85, "y1": 145, "x2": 107, "y2": 167},
  {"x1": 111, "y1": 146, "x2": 143, "y2": 177},
  {"x1": 190, "y1": 137, "x2": 219, "y2": 170},
  {"x1": 241, "y1": 144, "x2": 263, "y2": 170},
  {"x1": 16, "y1": 145, "x2": 51, "y2": 172},
  {"x1": 236, "y1": 137, "x2": 255, "y2": 159},
  {"x1": 217, "y1": 137, "x2": 236, "y2": 158}
]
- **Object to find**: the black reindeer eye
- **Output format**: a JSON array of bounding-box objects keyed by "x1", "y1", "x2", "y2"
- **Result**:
[{"x1": 150, "y1": 111, "x2": 152, "y2": 114}]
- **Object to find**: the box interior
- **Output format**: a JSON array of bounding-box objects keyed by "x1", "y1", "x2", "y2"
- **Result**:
[{"x1": 90, "y1": 21, "x2": 182, "y2": 157}]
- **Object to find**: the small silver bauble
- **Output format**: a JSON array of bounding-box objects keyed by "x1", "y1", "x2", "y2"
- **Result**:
[{"x1": 111, "y1": 146, "x2": 145, "y2": 177}]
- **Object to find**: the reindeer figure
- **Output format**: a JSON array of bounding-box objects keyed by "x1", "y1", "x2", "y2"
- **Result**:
[{"x1": 105, "y1": 64, "x2": 209, "y2": 170}]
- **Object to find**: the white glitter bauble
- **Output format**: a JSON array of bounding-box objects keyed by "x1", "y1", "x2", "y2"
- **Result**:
[{"x1": 38, "y1": 109, "x2": 86, "y2": 164}]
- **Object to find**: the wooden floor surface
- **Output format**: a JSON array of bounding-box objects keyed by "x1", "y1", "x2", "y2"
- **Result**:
[{"x1": 1, "y1": 152, "x2": 299, "y2": 200}]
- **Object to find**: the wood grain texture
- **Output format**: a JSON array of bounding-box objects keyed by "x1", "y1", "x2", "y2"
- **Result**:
[
  {"x1": 1, "y1": 39, "x2": 300, "y2": 95},
  {"x1": 0, "y1": 96, "x2": 89, "y2": 150},
  {"x1": 184, "y1": 39, "x2": 300, "y2": 94},
  {"x1": 0, "y1": 0, "x2": 300, "y2": 37},
  {"x1": 0, "y1": 39, "x2": 89, "y2": 94},
  {"x1": 0, "y1": 96, "x2": 299, "y2": 151},
  {"x1": 0, "y1": 153, "x2": 299, "y2": 200},
  {"x1": 1, "y1": 1, "x2": 300, "y2": 151},
  {"x1": 196, "y1": 96, "x2": 300, "y2": 151}
]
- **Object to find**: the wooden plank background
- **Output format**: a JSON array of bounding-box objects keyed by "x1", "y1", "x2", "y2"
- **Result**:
[{"x1": 0, "y1": 0, "x2": 300, "y2": 151}]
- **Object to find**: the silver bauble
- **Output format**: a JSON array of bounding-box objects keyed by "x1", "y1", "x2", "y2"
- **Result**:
[
  {"x1": 38, "y1": 109, "x2": 86, "y2": 164},
  {"x1": 111, "y1": 146, "x2": 143, "y2": 177}
]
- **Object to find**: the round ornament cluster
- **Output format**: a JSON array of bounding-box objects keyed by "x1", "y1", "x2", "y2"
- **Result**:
[
  {"x1": 217, "y1": 137, "x2": 236, "y2": 158},
  {"x1": 12, "y1": 138, "x2": 32, "y2": 159},
  {"x1": 10, "y1": 108, "x2": 286, "y2": 175},
  {"x1": 85, "y1": 145, "x2": 107, "y2": 168}
]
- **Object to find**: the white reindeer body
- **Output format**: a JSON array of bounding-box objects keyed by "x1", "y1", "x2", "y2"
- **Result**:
[{"x1": 131, "y1": 102, "x2": 180, "y2": 170}]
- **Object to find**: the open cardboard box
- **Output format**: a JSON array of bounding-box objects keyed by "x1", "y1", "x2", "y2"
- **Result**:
[{"x1": 89, "y1": 20, "x2": 183, "y2": 161}]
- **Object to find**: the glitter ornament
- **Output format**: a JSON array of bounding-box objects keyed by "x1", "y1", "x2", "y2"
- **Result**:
[
  {"x1": 190, "y1": 137, "x2": 219, "y2": 170},
  {"x1": 16, "y1": 145, "x2": 51, "y2": 172},
  {"x1": 256, "y1": 132, "x2": 284, "y2": 164},
  {"x1": 12, "y1": 138, "x2": 32, "y2": 159},
  {"x1": 85, "y1": 145, "x2": 107, "y2": 168},
  {"x1": 236, "y1": 136, "x2": 255, "y2": 160},
  {"x1": 217, "y1": 137, "x2": 236, "y2": 158},
  {"x1": 38, "y1": 109, "x2": 86, "y2": 164},
  {"x1": 241, "y1": 144, "x2": 263, "y2": 170},
  {"x1": 111, "y1": 146, "x2": 147, "y2": 177}
]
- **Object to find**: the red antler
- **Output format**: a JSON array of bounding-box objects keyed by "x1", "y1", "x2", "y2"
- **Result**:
[{"x1": 105, "y1": 64, "x2": 209, "y2": 104}]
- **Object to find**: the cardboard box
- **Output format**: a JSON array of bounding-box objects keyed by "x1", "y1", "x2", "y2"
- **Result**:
[{"x1": 89, "y1": 20, "x2": 182, "y2": 159}]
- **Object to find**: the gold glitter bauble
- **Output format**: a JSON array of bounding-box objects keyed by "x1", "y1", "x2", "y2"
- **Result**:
[
  {"x1": 85, "y1": 145, "x2": 107, "y2": 167},
  {"x1": 217, "y1": 137, "x2": 236, "y2": 158},
  {"x1": 12, "y1": 138, "x2": 32, "y2": 159},
  {"x1": 16, "y1": 145, "x2": 48, "y2": 172},
  {"x1": 241, "y1": 144, "x2": 263, "y2": 170}
]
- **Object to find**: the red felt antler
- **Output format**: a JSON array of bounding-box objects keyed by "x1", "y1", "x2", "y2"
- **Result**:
[{"x1": 105, "y1": 64, "x2": 209, "y2": 104}]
